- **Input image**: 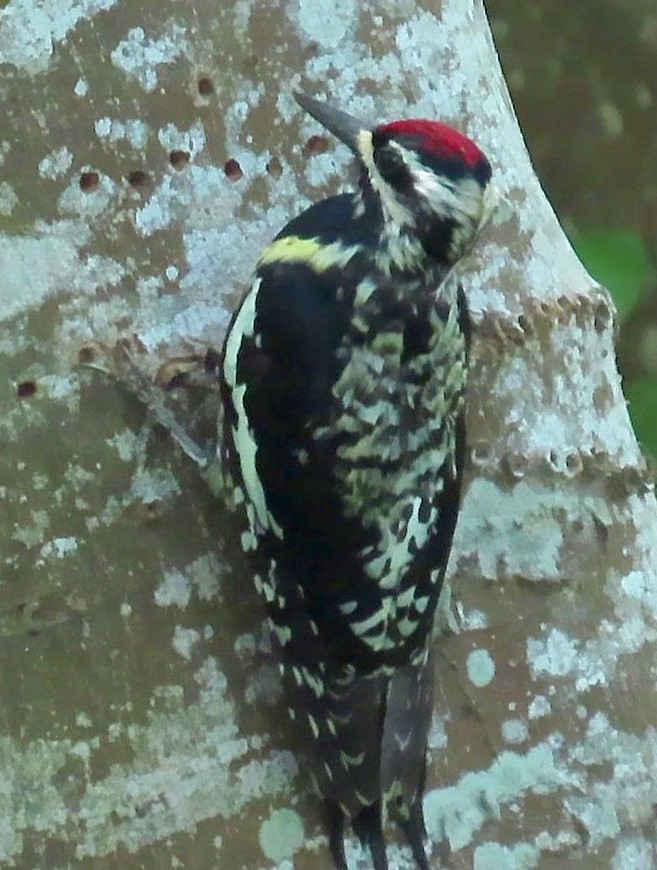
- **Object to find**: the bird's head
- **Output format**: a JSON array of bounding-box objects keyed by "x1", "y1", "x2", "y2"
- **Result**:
[{"x1": 295, "y1": 92, "x2": 496, "y2": 272}]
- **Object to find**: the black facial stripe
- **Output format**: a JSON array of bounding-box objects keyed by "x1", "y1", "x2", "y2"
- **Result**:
[
  {"x1": 419, "y1": 152, "x2": 488, "y2": 185},
  {"x1": 473, "y1": 157, "x2": 492, "y2": 187},
  {"x1": 372, "y1": 142, "x2": 413, "y2": 192},
  {"x1": 373, "y1": 130, "x2": 491, "y2": 189}
]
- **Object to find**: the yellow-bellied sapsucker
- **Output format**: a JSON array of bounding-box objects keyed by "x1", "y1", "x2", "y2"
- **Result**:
[{"x1": 220, "y1": 93, "x2": 495, "y2": 869}]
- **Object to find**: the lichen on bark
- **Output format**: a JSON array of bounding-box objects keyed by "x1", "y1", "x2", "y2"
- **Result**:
[{"x1": 1, "y1": 0, "x2": 656, "y2": 866}]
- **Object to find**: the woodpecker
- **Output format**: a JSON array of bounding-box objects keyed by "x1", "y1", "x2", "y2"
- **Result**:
[{"x1": 220, "y1": 93, "x2": 495, "y2": 869}]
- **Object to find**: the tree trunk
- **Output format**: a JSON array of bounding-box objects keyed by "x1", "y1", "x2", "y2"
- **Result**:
[{"x1": 1, "y1": 0, "x2": 655, "y2": 867}]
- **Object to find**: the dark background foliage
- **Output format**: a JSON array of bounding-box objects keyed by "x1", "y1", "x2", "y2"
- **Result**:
[{"x1": 488, "y1": 0, "x2": 657, "y2": 458}]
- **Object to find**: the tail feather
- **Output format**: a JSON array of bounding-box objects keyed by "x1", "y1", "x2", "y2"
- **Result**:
[
  {"x1": 381, "y1": 648, "x2": 434, "y2": 864},
  {"x1": 278, "y1": 628, "x2": 434, "y2": 869},
  {"x1": 352, "y1": 802, "x2": 388, "y2": 870},
  {"x1": 282, "y1": 664, "x2": 387, "y2": 813},
  {"x1": 326, "y1": 801, "x2": 348, "y2": 870},
  {"x1": 399, "y1": 814, "x2": 431, "y2": 870}
]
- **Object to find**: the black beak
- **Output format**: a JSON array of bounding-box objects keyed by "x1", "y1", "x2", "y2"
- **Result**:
[{"x1": 294, "y1": 92, "x2": 369, "y2": 155}]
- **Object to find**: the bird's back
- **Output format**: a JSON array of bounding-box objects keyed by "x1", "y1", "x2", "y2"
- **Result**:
[{"x1": 220, "y1": 190, "x2": 470, "y2": 867}]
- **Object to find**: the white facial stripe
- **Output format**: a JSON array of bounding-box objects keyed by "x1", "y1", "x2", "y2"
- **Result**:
[
  {"x1": 479, "y1": 182, "x2": 500, "y2": 230},
  {"x1": 403, "y1": 148, "x2": 485, "y2": 225},
  {"x1": 404, "y1": 148, "x2": 496, "y2": 260},
  {"x1": 358, "y1": 131, "x2": 494, "y2": 267}
]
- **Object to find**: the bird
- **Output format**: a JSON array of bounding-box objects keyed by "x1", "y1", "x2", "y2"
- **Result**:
[{"x1": 219, "y1": 91, "x2": 496, "y2": 869}]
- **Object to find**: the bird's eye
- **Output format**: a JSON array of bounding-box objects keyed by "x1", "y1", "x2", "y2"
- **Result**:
[{"x1": 374, "y1": 146, "x2": 408, "y2": 185}]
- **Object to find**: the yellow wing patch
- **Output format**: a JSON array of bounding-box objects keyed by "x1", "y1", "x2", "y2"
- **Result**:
[{"x1": 258, "y1": 235, "x2": 360, "y2": 273}]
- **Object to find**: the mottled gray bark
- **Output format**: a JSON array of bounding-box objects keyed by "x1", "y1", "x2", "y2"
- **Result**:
[{"x1": 1, "y1": 0, "x2": 655, "y2": 867}]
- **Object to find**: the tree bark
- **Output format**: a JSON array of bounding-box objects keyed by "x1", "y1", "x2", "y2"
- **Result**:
[{"x1": 1, "y1": 0, "x2": 655, "y2": 867}]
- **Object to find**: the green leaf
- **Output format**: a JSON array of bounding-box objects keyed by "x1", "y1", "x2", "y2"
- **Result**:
[
  {"x1": 626, "y1": 378, "x2": 657, "y2": 459},
  {"x1": 573, "y1": 230, "x2": 650, "y2": 320}
]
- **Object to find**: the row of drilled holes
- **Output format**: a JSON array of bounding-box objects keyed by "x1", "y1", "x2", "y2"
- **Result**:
[
  {"x1": 78, "y1": 135, "x2": 329, "y2": 191},
  {"x1": 79, "y1": 151, "x2": 190, "y2": 192},
  {"x1": 28, "y1": 87, "x2": 328, "y2": 396},
  {"x1": 77, "y1": 76, "x2": 212, "y2": 190}
]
